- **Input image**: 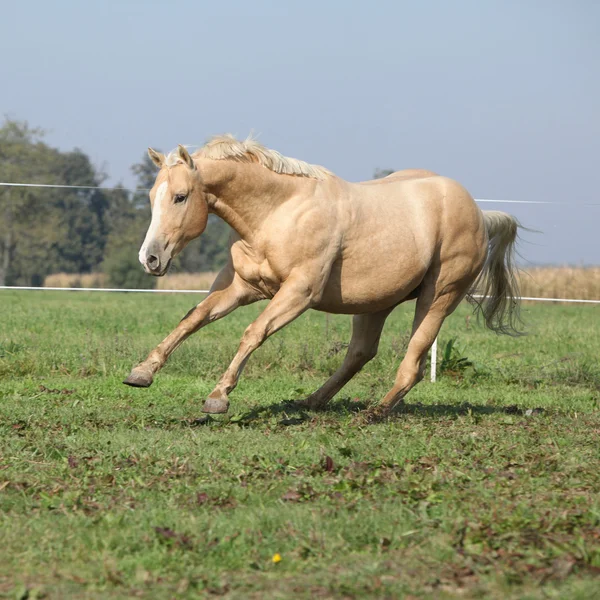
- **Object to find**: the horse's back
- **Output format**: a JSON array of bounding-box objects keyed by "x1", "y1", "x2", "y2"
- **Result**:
[
  {"x1": 354, "y1": 173, "x2": 486, "y2": 263},
  {"x1": 314, "y1": 173, "x2": 485, "y2": 314}
]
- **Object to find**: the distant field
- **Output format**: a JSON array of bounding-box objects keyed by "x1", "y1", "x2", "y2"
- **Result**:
[
  {"x1": 44, "y1": 266, "x2": 600, "y2": 301},
  {"x1": 519, "y1": 267, "x2": 600, "y2": 301},
  {"x1": 1, "y1": 291, "x2": 599, "y2": 599}
]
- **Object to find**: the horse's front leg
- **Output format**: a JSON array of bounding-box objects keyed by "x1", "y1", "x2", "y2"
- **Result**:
[
  {"x1": 202, "y1": 276, "x2": 313, "y2": 414},
  {"x1": 124, "y1": 270, "x2": 256, "y2": 388}
]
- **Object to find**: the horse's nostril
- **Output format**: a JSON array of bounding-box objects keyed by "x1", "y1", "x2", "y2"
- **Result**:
[{"x1": 147, "y1": 254, "x2": 160, "y2": 270}]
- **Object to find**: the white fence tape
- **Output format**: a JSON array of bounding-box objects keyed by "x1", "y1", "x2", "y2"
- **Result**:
[
  {"x1": 471, "y1": 295, "x2": 600, "y2": 305},
  {"x1": 0, "y1": 182, "x2": 143, "y2": 192},
  {"x1": 475, "y1": 198, "x2": 599, "y2": 206},
  {"x1": 0, "y1": 286, "x2": 210, "y2": 293},
  {"x1": 1, "y1": 286, "x2": 598, "y2": 304},
  {"x1": 1, "y1": 181, "x2": 599, "y2": 206}
]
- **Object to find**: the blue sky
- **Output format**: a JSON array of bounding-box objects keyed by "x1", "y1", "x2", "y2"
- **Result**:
[{"x1": 2, "y1": 0, "x2": 599, "y2": 264}]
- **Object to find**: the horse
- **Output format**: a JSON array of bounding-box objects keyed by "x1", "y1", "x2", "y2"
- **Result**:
[{"x1": 123, "y1": 136, "x2": 521, "y2": 419}]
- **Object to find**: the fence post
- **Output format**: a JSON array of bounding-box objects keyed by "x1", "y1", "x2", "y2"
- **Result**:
[{"x1": 430, "y1": 336, "x2": 438, "y2": 383}]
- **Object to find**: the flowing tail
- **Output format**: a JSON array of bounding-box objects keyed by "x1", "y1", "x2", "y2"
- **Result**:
[{"x1": 468, "y1": 210, "x2": 523, "y2": 336}]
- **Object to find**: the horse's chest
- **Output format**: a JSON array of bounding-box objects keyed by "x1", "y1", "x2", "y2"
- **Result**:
[
  {"x1": 252, "y1": 264, "x2": 281, "y2": 297},
  {"x1": 231, "y1": 245, "x2": 281, "y2": 298}
]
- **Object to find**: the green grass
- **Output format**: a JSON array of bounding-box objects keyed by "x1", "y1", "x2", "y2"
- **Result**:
[{"x1": 1, "y1": 291, "x2": 599, "y2": 599}]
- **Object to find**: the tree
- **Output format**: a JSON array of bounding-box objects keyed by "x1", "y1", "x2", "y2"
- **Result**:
[
  {"x1": 373, "y1": 168, "x2": 395, "y2": 180},
  {"x1": 101, "y1": 155, "x2": 154, "y2": 289},
  {"x1": 130, "y1": 152, "x2": 158, "y2": 209},
  {"x1": 102, "y1": 244, "x2": 154, "y2": 289},
  {"x1": 0, "y1": 118, "x2": 110, "y2": 286},
  {"x1": 0, "y1": 120, "x2": 64, "y2": 286},
  {"x1": 51, "y1": 149, "x2": 109, "y2": 273},
  {"x1": 176, "y1": 216, "x2": 232, "y2": 273},
  {"x1": 0, "y1": 118, "x2": 235, "y2": 287}
]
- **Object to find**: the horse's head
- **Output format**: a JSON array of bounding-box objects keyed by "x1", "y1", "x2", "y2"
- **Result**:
[{"x1": 139, "y1": 145, "x2": 209, "y2": 276}]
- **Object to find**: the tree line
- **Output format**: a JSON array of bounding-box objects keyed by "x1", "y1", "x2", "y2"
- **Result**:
[
  {"x1": 0, "y1": 118, "x2": 392, "y2": 288},
  {"x1": 0, "y1": 118, "x2": 232, "y2": 288}
]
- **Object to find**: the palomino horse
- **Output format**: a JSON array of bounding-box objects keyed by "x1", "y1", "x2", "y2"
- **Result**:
[{"x1": 124, "y1": 136, "x2": 521, "y2": 419}]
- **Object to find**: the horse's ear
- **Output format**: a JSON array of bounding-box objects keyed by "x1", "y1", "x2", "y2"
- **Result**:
[
  {"x1": 148, "y1": 148, "x2": 165, "y2": 168},
  {"x1": 177, "y1": 145, "x2": 196, "y2": 170}
]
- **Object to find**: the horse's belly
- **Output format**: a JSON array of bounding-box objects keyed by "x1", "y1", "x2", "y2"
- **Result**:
[{"x1": 315, "y1": 259, "x2": 427, "y2": 314}]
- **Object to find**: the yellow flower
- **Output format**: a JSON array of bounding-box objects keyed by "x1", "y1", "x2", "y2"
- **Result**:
[{"x1": 272, "y1": 553, "x2": 282, "y2": 564}]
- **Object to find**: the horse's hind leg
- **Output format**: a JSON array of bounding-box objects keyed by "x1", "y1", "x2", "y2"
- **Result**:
[
  {"x1": 368, "y1": 276, "x2": 470, "y2": 419},
  {"x1": 300, "y1": 308, "x2": 393, "y2": 410}
]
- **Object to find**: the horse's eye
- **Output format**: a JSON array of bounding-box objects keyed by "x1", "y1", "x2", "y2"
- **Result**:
[{"x1": 174, "y1": 194, "x2": 187, "y2": 204}]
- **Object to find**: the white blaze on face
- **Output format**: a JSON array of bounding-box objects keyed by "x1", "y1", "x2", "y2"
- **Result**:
[{"x1": 139, "y1": 181, "x2": 168, "y2": 265}]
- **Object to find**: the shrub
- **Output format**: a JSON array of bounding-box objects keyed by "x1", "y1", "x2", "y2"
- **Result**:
[{"x1": 101, "y1": 246, "x2": 155, "y2": 289}]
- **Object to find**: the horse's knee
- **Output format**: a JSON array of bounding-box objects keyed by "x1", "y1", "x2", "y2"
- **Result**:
[
  {"x1": 240, "y1": 325, "x2": 265, "y2": 351},
  {"x1": 395, "y1": 360, "x2": 423, "y2": 389}
]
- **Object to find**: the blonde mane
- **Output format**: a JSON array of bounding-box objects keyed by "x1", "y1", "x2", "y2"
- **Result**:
[{"x1": 164, "y1": 135, "x2": 331, "y2": 180}]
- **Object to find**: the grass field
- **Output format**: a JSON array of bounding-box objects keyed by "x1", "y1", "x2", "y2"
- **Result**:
[{"x1": 1, "y1": 291, "x2": 599, "y2": 599}]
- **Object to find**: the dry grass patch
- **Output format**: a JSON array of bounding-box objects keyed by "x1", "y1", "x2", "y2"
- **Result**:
[
  {"x1": 44, "y1": 272, "x2": 108, "y2": 288},
  {"x1": 519, "y1": 267, "x2": 600, "y2": 301},
  {"x1": 156, "y1": 272, "x2": 218, "y2": 290},
  {"x1": 42, "y1": 267, "x2": 600, "y2": 301}
]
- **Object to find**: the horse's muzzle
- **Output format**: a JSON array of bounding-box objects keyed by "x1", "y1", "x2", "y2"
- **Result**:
[
  {"x1": 143, "y1": 256, "x2": 171, "y2": 276},
  {"x1": 140, "y1": 241, "x2": 171, "y2": 276}
]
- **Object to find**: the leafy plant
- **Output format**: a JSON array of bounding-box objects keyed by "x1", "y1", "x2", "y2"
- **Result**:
[
  {"x1": 439, "y1": 337, "x2": 474, "y2": 379},
  {"x1": 0, "y1": 340, "x2": 24, "y2": 358}
]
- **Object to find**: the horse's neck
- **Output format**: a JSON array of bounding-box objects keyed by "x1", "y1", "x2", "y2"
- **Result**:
[{"x1": 198, "y1": 158, "x2": 302, "y2": 241}]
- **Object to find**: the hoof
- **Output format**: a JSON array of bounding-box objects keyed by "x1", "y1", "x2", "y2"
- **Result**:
[
  {"x1": 296, "y1": 396, "x2": 328, "y2": 411},
  {"x1": 123, "y1": 367, "x2": 153, "y2": 388},
  {"x1": 357, "y1": 407, "x2": 390, "y2": 424},
  {"x1": 202, "y1": 395, "x2": 230, "y2": 414}
]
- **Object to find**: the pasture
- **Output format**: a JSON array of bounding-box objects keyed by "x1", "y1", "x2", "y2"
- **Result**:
[{"x1": 1, "y1": 291, "x2": 599, "y2": 599}]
